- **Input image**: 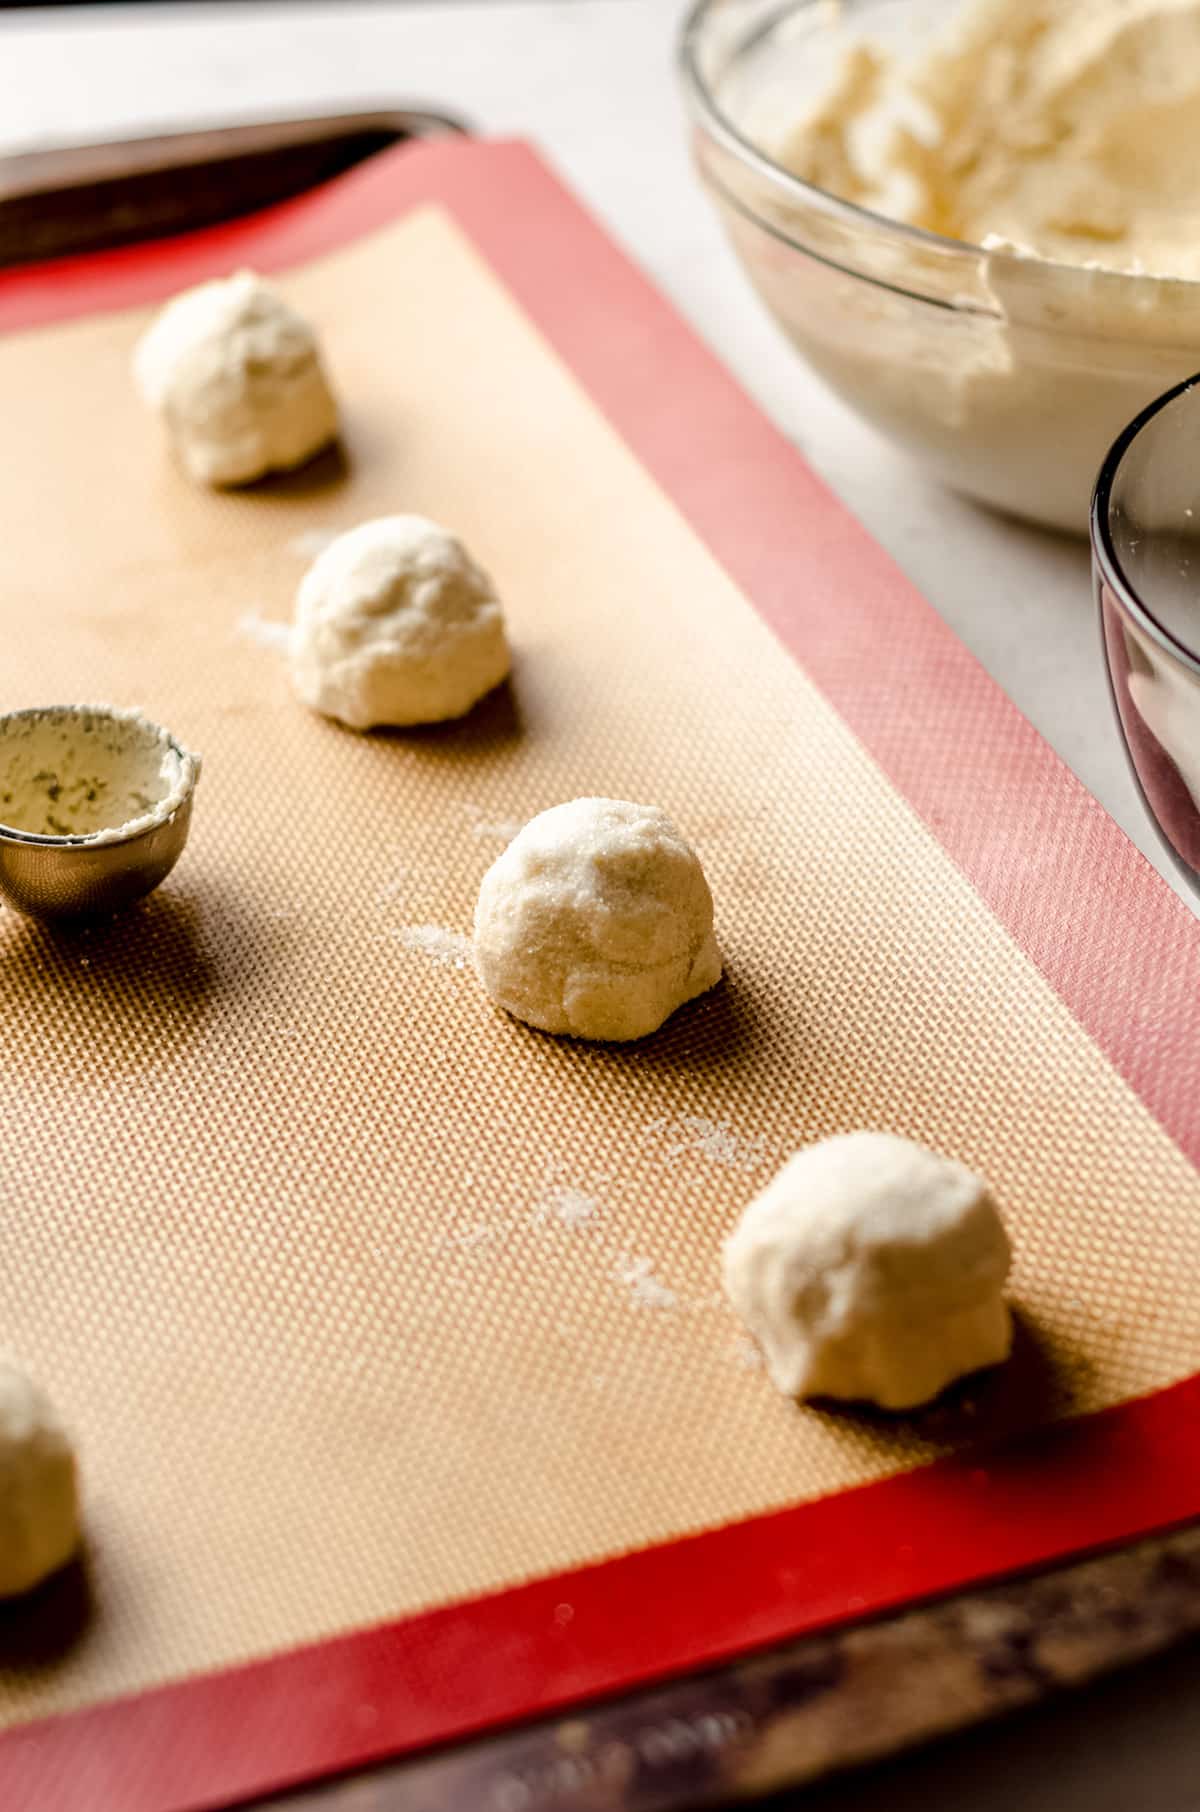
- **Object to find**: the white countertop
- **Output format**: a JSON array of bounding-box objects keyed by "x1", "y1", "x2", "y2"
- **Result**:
[{"x1": 2, "y1": 5, "x2": 1198, "y2": 1807}]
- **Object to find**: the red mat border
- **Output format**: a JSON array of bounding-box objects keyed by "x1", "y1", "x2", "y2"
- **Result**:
[{"x1": 2, "y1": 138, "x2": 1199, "y2": 1812}]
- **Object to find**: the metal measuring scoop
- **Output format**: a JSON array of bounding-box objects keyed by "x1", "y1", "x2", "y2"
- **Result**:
[{"x1": 0, "y1": 705, "x2": 200, "y2": 921}]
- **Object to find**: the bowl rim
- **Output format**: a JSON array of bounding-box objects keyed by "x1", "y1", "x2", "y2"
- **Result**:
[
  {"x1": 676, "y1": 0, "x2": 1176, "y2": 292},
  {"x1": 0, "y1": 704, "x2": 199, "y2": 849},
  {"x1": 1091, "y1": 370, "x2": 1200, "y2": 682}
]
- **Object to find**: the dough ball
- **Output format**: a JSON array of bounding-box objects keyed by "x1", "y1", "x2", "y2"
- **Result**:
[
  {"x1": 723, "y1": 1132, "x2": 1012, "y2": 1410},
  {"x1": 474, "y1": 797, "x2": 722, "y2": 1041},
  {"x1": 133, "y1": 269, "x2": 338, "y2": 487},
  {"x1": 289, "y1": 515, "x2": 511, "y2": 730},
  {"x1": 0, "y1": 1359, "x2": 80, "y2": 1598}
]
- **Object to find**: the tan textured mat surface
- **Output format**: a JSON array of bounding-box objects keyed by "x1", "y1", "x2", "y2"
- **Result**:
[{"x1": 1, "y1": 208, "x2": 1199, "y2": 1725}]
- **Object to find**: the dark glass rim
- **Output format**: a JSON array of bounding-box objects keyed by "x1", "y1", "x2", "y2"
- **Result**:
[{"x1": 1091, "y1": 369, "x2": 1200, "y2": 680}]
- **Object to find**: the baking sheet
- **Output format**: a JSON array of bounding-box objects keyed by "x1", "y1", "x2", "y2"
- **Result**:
[{"x1": 1, "y1": 138, "x2": 1199, "y2": 1812}]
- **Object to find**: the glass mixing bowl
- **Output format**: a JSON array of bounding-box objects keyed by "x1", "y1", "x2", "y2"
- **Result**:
[{"x1": 678, "y1": 0, "x2": 1200, "y2": 535}]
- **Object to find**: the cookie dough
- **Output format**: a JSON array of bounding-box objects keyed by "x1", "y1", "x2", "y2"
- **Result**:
[
  {"x1": 782, "y1": 0, "x2": 1200, "y2": 279},
  {"x1": 0, "y1": 1359, "x2": 80, "y2": 1598},
  {"x1": 133, "y1": 270, "x2": 338, "y2": 486},
  {"x1": 473, "y1": 797, "x2": 721, "y2": 1041},
  {"x1": 723, "y1": 1132, "x2": 1012, "y2": 1410},
  {"x1": 289, "y1": 515, "x2": 511, "y2": 730}
]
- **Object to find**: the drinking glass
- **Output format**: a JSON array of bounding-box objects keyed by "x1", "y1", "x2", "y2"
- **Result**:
[{"x1": 1093, "y1": 374, "x2": 1200, "y2": 889}]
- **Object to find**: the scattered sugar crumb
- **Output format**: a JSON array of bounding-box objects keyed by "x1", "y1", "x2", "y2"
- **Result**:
[
  {"x1": 537, "y1": 1185, "x2": 601, "y2": 1229},
  {"x1": 393, "y1": 925, "x2": 472, "y2": 970},
  {"x1": 436, "y1": 1221, "x2": 504, "y2": 1254},
  {"x1": 235, "y1": 611, "x2": 292, "y2": 652},
  {"x1": 462, "y1": 802, "x2": 524, "y2": 844},
  {"x1": 471, "y1": 817, "x2": 524, "y2": 844},
  {"x1": 644, "y1": 1114, "x2": 769, "y2": 1174},
  {"x1": 733, "y1": 1336, "x2": 764, "y2": 1371},
  {"x1": 287, "y1": 528, "x2": 339, "y2": 559},
  {"x1": 614, "y1": 1255, "x2": 677, "y2": 1311},
  {"x1": 378, "y1": 862, "x2": 448, "y2": 913}
]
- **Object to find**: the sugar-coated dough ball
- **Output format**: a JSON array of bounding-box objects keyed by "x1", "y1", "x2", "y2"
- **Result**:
[
  {"x1": 0, "y1": 1359, "x2": 80, "y2": 1598},
  {"x1": 290, "y1": 515, "x2": 511, "y2": 730},
  {"x1": 133, "y1": 270, "x2": 338, "y2": 486},
  {"x1": 723, "y1": 1132, "x2": 1012, "y2": 1410},
  {"x1": 474, "y1": 797, "x2": 722, "y2": 1041}
]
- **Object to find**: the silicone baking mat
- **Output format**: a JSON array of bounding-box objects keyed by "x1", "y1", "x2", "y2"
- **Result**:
[{"x1": 2, "y1": 138, "x2": 1200, "y2": 1812}]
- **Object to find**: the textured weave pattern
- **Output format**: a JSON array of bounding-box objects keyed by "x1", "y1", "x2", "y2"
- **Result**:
[{"x1": 0, "y1": 209, "x2": 1198, "y2": 1727}]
